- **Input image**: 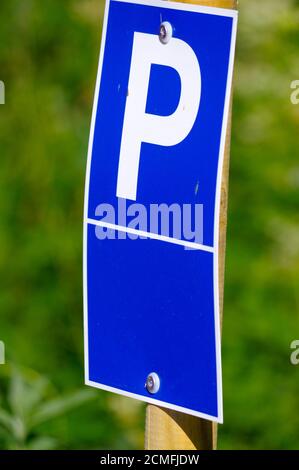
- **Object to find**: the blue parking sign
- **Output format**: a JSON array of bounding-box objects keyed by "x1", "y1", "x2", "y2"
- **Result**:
[{"x1": 84, "y1": 0, "x2": 237, "y2": 422}]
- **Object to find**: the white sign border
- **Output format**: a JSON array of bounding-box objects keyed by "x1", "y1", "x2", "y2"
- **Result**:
[{"x1": 83, "y1": 0, "x2": 238, "y2": 423}]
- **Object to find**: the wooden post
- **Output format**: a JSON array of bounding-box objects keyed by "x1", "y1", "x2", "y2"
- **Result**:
[{"x1": 145, "y1": 0, "x2": 238, "y2": 450}]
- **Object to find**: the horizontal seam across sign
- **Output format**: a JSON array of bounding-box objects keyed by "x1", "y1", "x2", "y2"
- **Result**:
[{"x1": 86, "y1": 217, "x2": 215, "y2": 253}]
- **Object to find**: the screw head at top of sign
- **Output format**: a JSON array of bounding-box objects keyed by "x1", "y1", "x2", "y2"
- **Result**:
[
  {"x1": 145, "y1": 372, "x2": 160, "y2": 394},
  {"x1": 159, "y1": 21, "x2": 173, "y2": 44}
]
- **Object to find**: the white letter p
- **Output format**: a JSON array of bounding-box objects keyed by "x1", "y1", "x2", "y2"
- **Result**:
[{"x1": 116, "y1": 32, "x2": 201, "y2": 201}]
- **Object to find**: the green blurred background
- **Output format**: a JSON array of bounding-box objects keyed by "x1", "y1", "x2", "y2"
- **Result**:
[{"x1": 0, "y1": 0, "x2": 298, "y2": 449}]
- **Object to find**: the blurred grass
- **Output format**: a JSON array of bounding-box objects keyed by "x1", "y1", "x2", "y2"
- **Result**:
[{"x1": 0, "y1": 0, "x2": 298, "y2": 449}]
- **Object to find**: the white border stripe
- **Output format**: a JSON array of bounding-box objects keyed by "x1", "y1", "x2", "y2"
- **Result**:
[
  {"x1": 212, "y1": 7, "x2": 238, "y2": 425},
  {"x1": 86, "y1": 379, "x2": 222, "y2": 423},
  {"x1": 113, "y1": 0, "x2": 237, "y2": 18},
  {"x1": 83, "y1": 0, "x2": 111, "y2": 385},
  {"x1": 87, "y1": 217, "x2": 214, "y2": 253}
]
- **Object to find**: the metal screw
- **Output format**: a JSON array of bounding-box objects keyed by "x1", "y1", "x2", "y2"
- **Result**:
[
  {"x1": 159, "y1": 21, "x2": 173, "y2": 45},
  {"x1": 145, "y1": 372, "x2": 160, "y2": 394}
]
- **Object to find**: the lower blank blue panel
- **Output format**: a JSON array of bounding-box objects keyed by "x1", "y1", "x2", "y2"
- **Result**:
[{"x1": 86, "y1": 223, "x2": 218, "y2": 418}]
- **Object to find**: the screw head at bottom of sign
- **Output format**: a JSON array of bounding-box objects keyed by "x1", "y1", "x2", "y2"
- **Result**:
[
  {"x1": 159, "y1": 21, "x2": 173, "y2": 44},
  {"x1": 145, "y1": 372, "x2": 160, "y2": 394}
]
